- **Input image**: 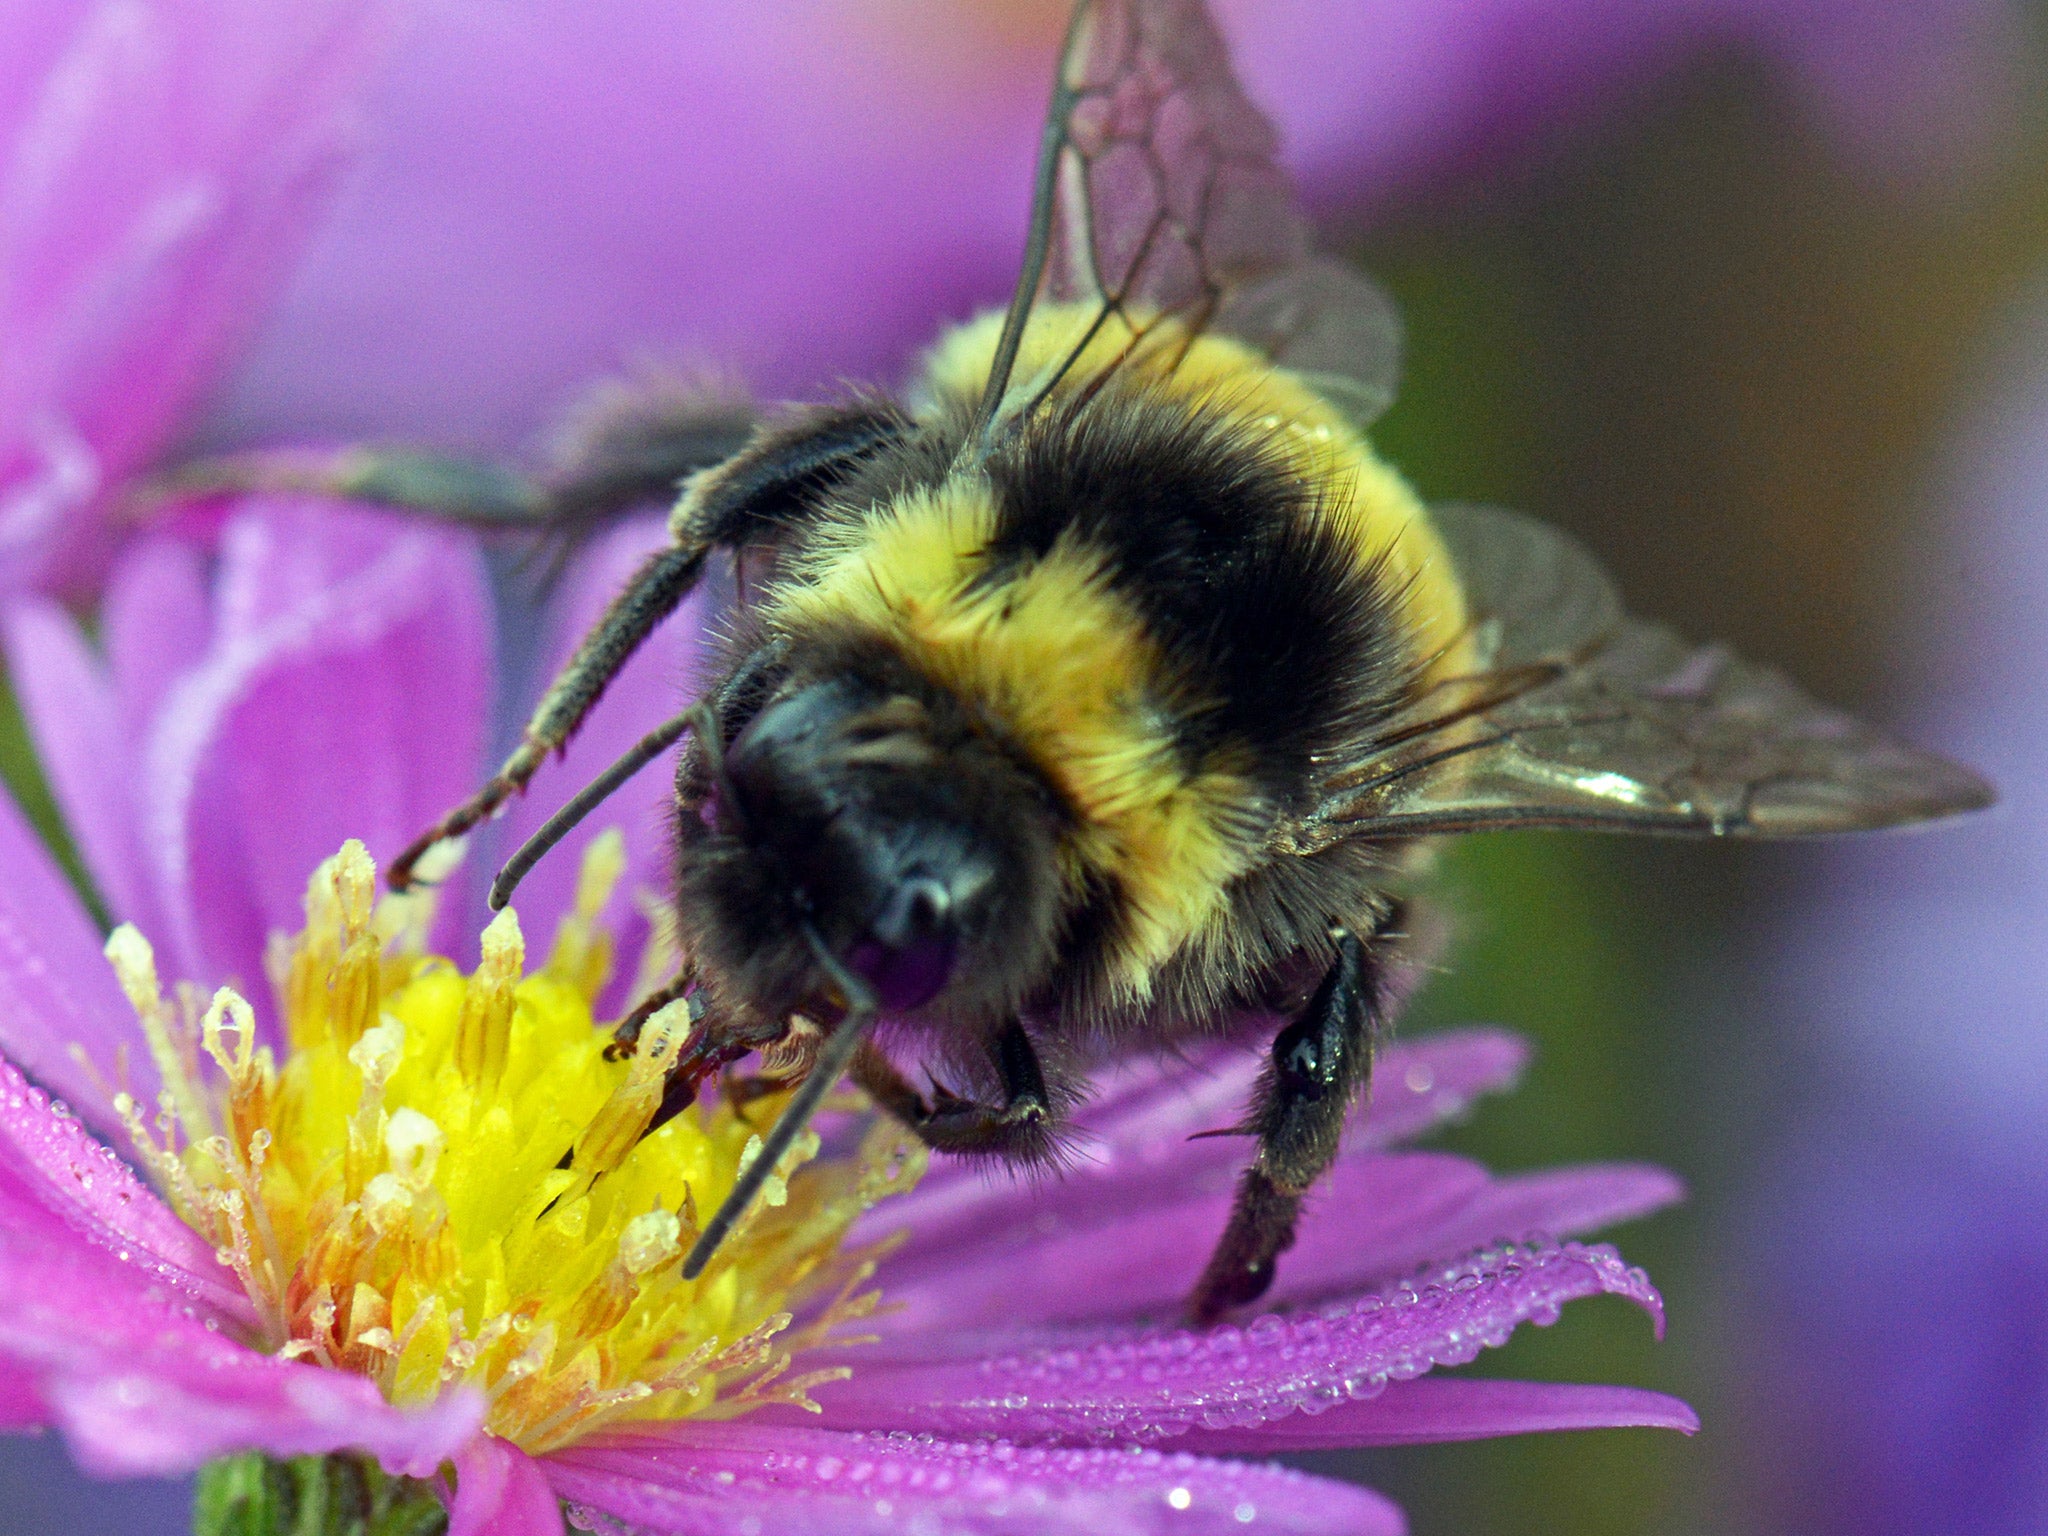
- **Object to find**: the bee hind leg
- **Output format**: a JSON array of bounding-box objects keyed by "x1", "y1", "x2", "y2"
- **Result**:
[
  {"x1": 1186, "y1": 920, "x2": 1396, "y2": 1327},
  {"x1": 852, "y1": 1020, "x2": 1061, "y2": 1166}
]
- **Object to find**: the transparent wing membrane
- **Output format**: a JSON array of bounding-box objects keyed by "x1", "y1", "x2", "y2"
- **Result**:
[
  {"x1": 1305, "y1": 506, "x2": 1993, "y2": 842},
  {"x1": 978, "y1": 0, "x2": 1402, "y2": 431}
]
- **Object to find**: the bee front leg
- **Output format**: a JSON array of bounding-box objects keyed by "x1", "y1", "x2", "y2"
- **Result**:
[
  {"x1": 145, "y1": 378, "x2": 755, "y2": 536},
  {"x1": 1187, "y1": 922, "x2": 1393, "y2": 1326},
  {"x1": 853, "y1": 1020, "x2": 1059, "y2": 1165}
]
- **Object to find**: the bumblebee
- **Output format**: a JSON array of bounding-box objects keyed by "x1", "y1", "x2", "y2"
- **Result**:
[{"x1": 180, "y1": 0, "x2": 1991, "y2": 1322}]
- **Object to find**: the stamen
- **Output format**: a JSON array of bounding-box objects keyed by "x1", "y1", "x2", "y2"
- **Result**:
[
  {"x1": 570, "y1": 998, "x2": 690, "y2": 1181},
  {"x1": 104, "y1": 926, "x2": 212, "y2": 1144},
  {"x1": 100, "y1": 836, "x2": 923, "y2": 1452},
  {"x1": 348, "y1": 1016, "x2": 406, "y2": 1182},
  {"x1": 385, "y1": 1107, "x2": 445, "y2": 1188},
  {"x1": 625, "y1": 890, "x2": 686, "y2": 1013},
  {"x1": 455, "y1": 909, "x2": 522, "y2": 1090},
  {"x1": 546, "y1": 827, "x2": 626, "y2": 1001}
]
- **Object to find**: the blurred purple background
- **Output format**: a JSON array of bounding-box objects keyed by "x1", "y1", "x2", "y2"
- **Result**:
[{"x1": 1736, "y1": 277, "x2": 2048, "y2": 1536}]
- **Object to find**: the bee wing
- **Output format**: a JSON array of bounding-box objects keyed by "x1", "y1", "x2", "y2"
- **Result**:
[
  {"x1": 1304, "y1": 504, "x2": 1994, "y2": 841},
  {"x1": 1427, "y1": 502, "x2": 1625, "y2": 668},
  {"x1": 974, "y1": 0, "x2": 1402, "y2": 433}
]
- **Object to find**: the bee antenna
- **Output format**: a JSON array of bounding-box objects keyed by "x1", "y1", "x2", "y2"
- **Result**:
[
  {"x1": 487, "y1": 701, "x2": 713, "y2": 911},
  {"x1": 966, "y1": 1, "x2": 1093, "y2": 452},
  {"x1": 680, "y1": 927, "x2": 879, "y2": 1280}
]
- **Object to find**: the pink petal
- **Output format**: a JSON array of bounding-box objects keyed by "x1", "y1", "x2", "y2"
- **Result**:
[
  {"x1": 0, "y1": 1054, "x2": 253, "y2": 1325},
  {"x1": 811, "y1": 1241, "x2": 1664, "y2": 1443},
  {"x1": 546, "y1": 1422, "x2": 1406, "y2": 1536},
  {"x1": 450, "y1": 1436, "x2": 565, "y2": 1536},
  {"x1": 1, "y1": 594, "x2": 148, "y2": 925},
  {"x1": 869, "y1": 1029, "x2": 1528, "y2": 1262},
  {"x1": 1357, "y1": 1029, "x2": 1532, "y2": 1146},
  {"x1": 874, "y1": 1152, "x2": 1474, "y2": 1332},
  {"x1": 137, "y1": 498, "x2": 491, "y2": 1001},
  {"x1": 0, "y1": 1189, "x2": 482, "y2": 1477},
  {"x1": 1169, "y1": 1376, "x2": 1699, "y2": 1451},
  {"x1": 0, "y1": 765, "x2": 145, "y2": 1137},
  {"x1": 1079, "y1": 1027, "x2": 1527, "y2": 1158},
  {"x1": 0, "y1": 0, "x2": 399, "y2": 594},
  {"x1": 103, "y1": 533, "x2": 215, "y2": 750},
  {"x1": 0, "y1": 1368, "x2": 41, "y2": 1431},
  {"x1": 499, "y1": 515, "x2": 713, "y2": 1007},
  {"x1": 875, "y1": 1152, "x2": 1676, "y2": 1333}
]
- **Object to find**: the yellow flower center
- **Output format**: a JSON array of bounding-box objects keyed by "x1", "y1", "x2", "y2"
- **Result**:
[{"x1": 106, "y1": 837, "x2": 922, "y2": 1455}]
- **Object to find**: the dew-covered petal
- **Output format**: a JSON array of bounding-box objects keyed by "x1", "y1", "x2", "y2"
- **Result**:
[
  {"x1": 1168, "y1": 1376, "x2": 1699, "y2": 1451},
  {"x1": 136, "y1": 498, "x2": 491, "y2": 999},
  {"x1": 0, "y1": 1055, "x2": 252, "y2": 1324},
  {"x1": 867, "y1": 1029, "x2": 1528, "y2": 1262},
  {"x1": 0, "y1": 1202, "x2": 483, "y2": 1477},
  {"x1": 546, "y1": 1422, "x2": 1406, "y2": 1536},
  {"x1": 1272, "y1": 1162, "x2": 1685, "y2": 1310},
  {"x1": 0, "y1": 767, "x2": 147, "y2": 1136},
  {"x1": 877, "y1": 1092, "x2": 1657, "y2": 1334},
  {"x1": 0, "y1": 0, "x2": 399, "y2": 594},
  {"x1": 450, "y1": 1435, "x2": 565, "y2": 1536},
  {"x1": 499, "y1": 515, "x2": 713, "y2": 1002},
  {"x1": 812, "y1": 1241, "x2": 1664, "y2": 1443}
]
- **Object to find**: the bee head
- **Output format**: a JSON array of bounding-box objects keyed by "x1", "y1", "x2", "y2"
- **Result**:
[{"x1": 676, "y1": 667, "x2": 1065, "y2": 1030}]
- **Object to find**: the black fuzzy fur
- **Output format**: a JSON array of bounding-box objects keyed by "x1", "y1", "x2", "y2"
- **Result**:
[{"x1": 666, "y1": 371, "x2": 1431, "y2": 1146}]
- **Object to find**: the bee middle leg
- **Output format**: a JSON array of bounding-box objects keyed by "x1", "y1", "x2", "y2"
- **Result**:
[
  {"x1": 852, "y1": 1020, "x2": 1059, "y2": 1164},
  {"x1": 1186, "y1": 920, "x2": 1396, "y2": 1326}
]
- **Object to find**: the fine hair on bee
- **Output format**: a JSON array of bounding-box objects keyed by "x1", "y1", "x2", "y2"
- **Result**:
[{"x1": 181, "y1": 0, "x2": 1994, "y2": 1323}]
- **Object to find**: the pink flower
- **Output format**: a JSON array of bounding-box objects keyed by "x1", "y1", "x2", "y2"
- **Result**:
[
  {"x1": 0, "y1": 502, "x2": 1693, "y2": 1533},
  {"x1": 0, "y1": 0, "x2": 397, "y2": 596}
]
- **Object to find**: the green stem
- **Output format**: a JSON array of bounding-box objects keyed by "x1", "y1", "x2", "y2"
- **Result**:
[{"x1": 192, "y1": 1453, "x2": 449, "y2": 1536}]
